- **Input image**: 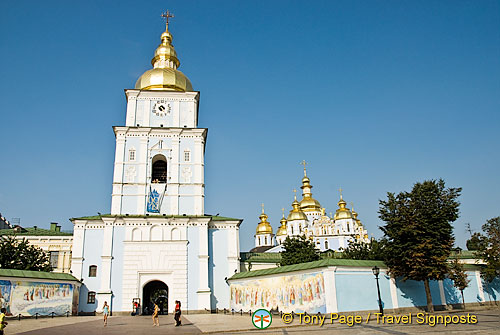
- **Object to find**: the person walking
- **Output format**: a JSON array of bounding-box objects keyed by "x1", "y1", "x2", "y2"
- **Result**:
[
  {"x1": 174, "y1": 300, "x2": 182, "y2": 326},
  {"x1": 102, "y1": 301, "x2": 109, "y2": 327},
  {"x1": 0, "y1": 308, "x2": 8, "y2": 335},
  {"x1": 152, "y1": 302, "x2": 160, "y2": 327}
]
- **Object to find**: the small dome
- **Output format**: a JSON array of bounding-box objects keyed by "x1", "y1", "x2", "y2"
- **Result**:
[
  {"x1": 287, "y1": 199, "x2": 308, "y2": 221},
  {"x1": 276, "y1": 219, "x2": 288, "y2": 236},
  {"x1": 334, "y1": 197, "x2": 353, "y2": 220},
  {"x1": 256, "y1": 211, "x2": 273, "y2": 235}
]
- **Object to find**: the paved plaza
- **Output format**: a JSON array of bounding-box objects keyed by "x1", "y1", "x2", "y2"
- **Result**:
[{"x1": 4, "y1": 308, "x2": 499, "y2": 334}]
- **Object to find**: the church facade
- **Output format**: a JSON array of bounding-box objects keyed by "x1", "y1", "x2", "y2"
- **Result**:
[
  {"x1": 70, "y1": 18, "x2": 241, "y2": 314},
  {"x1": 253, "y1": 167, "x2": 370, "y2": 253}
]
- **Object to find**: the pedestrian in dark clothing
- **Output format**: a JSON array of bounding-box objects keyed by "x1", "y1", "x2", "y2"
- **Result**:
[{"x1": 174, "y1": 300, "x2": 181, "y2": 326}]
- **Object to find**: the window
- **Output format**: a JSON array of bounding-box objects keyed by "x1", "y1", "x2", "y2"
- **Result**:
[
  {"x1": 325, "y1": 241, "x2": 329, "y2": 250},
  {"x1": 152, "y1": 155, "x2": 167, "y2": 183},
  {"x1": 184, "y1": 150, "x2": 190, "y2": 162},
  {"x1": 49, "y1": 251, "x2": 59, "y2": 269},
  {"x1": 129, "y1": 149, "x2": 136, "y2": 161},
  {"x1": 89, "y1": 265, "x2": 97, "y2": 277},
  {"x1": 87, "y1": 291, "x2": 96, "y2": 304}
]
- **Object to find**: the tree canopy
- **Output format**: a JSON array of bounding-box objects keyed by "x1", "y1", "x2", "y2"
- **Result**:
[
  {"x1": 340, "y1": 238, "x2": 386, "y2": 260},
  {"x1": 378, "y1": 179, "x2": 461, "y2": 312},
  {"x1": 280, "y1": 235, "x2": 320, "y2": 266},
  {"x1": 474, "y1": 217, "x2": 500, "y2": 283},
  {"x1": 448, "y1": 254, "x2": 470, "y2": 307},
  {"x1": 0, "y1": 235, "x2": 51, "y2": 271}
]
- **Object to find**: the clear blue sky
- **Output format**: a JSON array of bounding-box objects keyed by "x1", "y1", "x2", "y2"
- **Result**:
[{"x1": 1, "y1": 0, "x2": 499, "y2": 252}]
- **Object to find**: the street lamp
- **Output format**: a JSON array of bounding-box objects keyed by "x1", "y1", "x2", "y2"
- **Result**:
[{"x1": 372, "y1": 266, "x2": 384, "y2": 315}]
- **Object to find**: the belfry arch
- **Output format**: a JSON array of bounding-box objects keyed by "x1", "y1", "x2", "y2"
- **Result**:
[{"x1": 151, "y1": 154, "x2": 168, "y2": 183}]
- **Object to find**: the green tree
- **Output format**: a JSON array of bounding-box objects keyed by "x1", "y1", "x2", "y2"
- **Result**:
[
  {"x1": 475, "y1": 217, "x2": 500, "y2": 284},
  {"x1": 0, "y1": 236, "x2": 51, "y2": 271},
  {"x1": 466, "y1": 232, "x2": 484, "y2": 251},
  {"x1": 448, "y1": 255, "x2": 470, "y2": 308},
  {"x1": 379, "y1": 179, "x2": 461, "y2": 312},
  {"x1": 280, "y1": 235, "x2": 320, "y2": 266},
  {"x1": 340, "y1": 238, "x2": 386, "y2": 260}
]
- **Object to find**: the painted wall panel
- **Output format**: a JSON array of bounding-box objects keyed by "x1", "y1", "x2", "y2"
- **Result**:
[{"x1": 187, "y1": 226, "x2": 199, "y2": 310}]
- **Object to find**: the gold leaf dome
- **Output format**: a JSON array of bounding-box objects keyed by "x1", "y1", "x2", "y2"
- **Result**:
[
  {"x1": 334, "y1": 196, "x2": 353, "y2": 220},
  {"x1": 299, "y1": 167, "x2": 322, "y2": 212},
  {"x1": 135, "y1": 24, "x2": 193, "y2": 91},
  {"x1": 287, "y1": 197, "x2": 308, "y2": 221},
  {"x1": 256, "y1": 207, "x2": 273, "y2": 235},
  {"x1": 276, "y1": 213, "x2": 288, "y2": 236}
]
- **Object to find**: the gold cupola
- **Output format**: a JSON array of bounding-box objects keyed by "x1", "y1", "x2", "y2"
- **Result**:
[
  {"x1": 276, "y1": 208, "x2": 288, "y2": 236},
  {"x1": 334, "y1": 189, "x2": 353, "y2": 220},
  {"x1": 287, "y1": 190, "x2": 308, "y2": 221},
  {"x1": 256, "y1": 204, "x2": 273, "y2": 235},
  {"x1": 351, "y1": 203, "x2": 363, "y2": 226},
  {"x1": 299, "y1": 162, "x2": 322, "y2": 212},
  {"x1": 135, "y1": 12, "x2": 193, "y2": 91}
]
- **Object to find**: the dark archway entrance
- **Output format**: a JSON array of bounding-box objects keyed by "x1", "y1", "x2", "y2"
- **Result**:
[{"x1": 142, "y1": 280, "x2": 168, "y2": 315}]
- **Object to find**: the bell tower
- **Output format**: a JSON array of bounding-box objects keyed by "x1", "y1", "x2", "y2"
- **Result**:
[{"x1": 111, "y1": 13, "x2": 206, "y2": 216}]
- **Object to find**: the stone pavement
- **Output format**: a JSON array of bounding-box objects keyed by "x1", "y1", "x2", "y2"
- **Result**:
[{"x1": 4, "y1": 308, "x2": 499, "y2": 334}]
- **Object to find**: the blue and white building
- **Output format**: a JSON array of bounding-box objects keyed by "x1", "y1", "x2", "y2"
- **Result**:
[{"x1": 70, "y1": 19, "x2": 241, "y2": 315}]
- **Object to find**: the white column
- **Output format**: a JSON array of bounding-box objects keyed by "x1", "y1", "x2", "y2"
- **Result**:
[
  {"x1": 475, "y1": 271, "x2": 485, "y2": 302},
  {"x1": 197, "y1": 222, "x2": 211, "y2": 309},
  {"x1": 98, "y1": 222, "x2": 114, "y2": 311},
  {"x1": 389, "y1": 276, "x2": 399, "y2": 310},
  {"x1": 324, "y1": 267, "x2": 338, "y2": 313},
  {"x1": 227, "y1": 225, "x2": 239, "y2": 277},
  {"x1": 111, "y1": 135, "x2": 126, "y2": 215},
  {"x1": 70, "y1": 224, "x2": 86, "y2": 280},
  {"x1": 438, "y1": 280, "x2": 447, "y2": 307}
]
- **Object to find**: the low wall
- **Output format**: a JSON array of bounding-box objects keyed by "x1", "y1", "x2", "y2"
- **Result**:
[
  {"x1": 228, "y1": 259, "x2": 500, "y2": 314},
  {"x1": 0, "y1": 269, "x2": 80, "y2": 316}
]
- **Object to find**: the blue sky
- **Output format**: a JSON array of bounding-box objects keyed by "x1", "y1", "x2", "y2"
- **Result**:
[{"x1": 1, "y1": 0, "x2": 499, "y2": 252}]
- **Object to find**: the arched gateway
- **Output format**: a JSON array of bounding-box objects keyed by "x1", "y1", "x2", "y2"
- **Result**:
[{"x1": 143, "y1": 280, "x2": 168, "y2": 315}]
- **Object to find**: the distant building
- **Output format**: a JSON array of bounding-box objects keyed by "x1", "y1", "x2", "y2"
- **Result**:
[
  {"x1": 252, "y1": 166, "x2": 370, "y2": 253},
  {"x1": 0, "y1": 222, "x2": 73, "y2": 273}
]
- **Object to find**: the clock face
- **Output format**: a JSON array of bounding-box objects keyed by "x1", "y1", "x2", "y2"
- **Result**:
[{"x1": 153, "y1": 101, "x2": 171, "y2": 117}]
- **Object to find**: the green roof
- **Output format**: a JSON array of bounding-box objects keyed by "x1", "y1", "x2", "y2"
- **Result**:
[
  {"x1": 72, "y1": 214, "x2": 241, "y2": 221},
  {"x1": 241, "y1": 252, "x2": 282, "y2": 263},
  {"x1": 230, "y1": 258, "x2": 387, "y2": 280},
  {"x1": 0, "y1": 228, "x2": 72, "y2": 236},
  {"x1": 0, "y1": 268, "x2": 79, "y2": 282}
]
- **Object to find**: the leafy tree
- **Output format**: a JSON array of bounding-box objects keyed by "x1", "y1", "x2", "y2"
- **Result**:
[
  {"x1": 280, "y1": 235, "x2": 320, "y2": 266},
  {"x1": 0, "y1": 236, "x2": 51, "y2": 271},
  {"x1": 340, "y1": 238, "x2": 386, "y2": 260},
  {"x1": 379, "y1": 179, "x2": 461, "y2": 312},
  {"x1": 466, "y1": 232, "x2": 484, "y2": 251},
  {"x1": 475, "y1": 217, "x2": 500, "y2": 284},
  {"x1": 448, "y1": 255, "x2": 470, "y2": 308}
]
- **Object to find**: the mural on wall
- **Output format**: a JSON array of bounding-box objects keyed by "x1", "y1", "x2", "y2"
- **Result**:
[
  {"x1": 230, "y1": 272, "x2": 326, "y2": 313},
  {"x1": 0, "y1": 280, "x2": 74, "y2": 316}
]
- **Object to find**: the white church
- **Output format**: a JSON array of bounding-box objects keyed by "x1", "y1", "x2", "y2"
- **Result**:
[
  {"x1": 70, "y1": 15, "x2": 241, "y2": 314},
  {"x1": 252, "y1": 166, "x2": 370, "y2": 253}
]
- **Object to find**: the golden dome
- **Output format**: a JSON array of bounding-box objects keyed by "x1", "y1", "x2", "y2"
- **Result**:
[
  {"x1": 135, "y1": 22, "x2": 193, "y2": 91},
  {"x1": 299, "y1": 167, "x2": 322, "y2": 212},
  {"x1": 334, "y1": 196, "x2": 353, "y2": 220},
  {"x1": 276, "y1": 216, "x2": 288, "y2": 236},
  {"x1": 256, "y1": 205, "x2": 273, "y2": 235},
  {"x1": 287, "y1": 196, "x2": 308, "y2": 221}
]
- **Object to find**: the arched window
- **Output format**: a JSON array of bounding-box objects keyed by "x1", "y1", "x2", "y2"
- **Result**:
[
  {"x1": 325, "y1": 240, "x2": 329, "y2": 250},
  {"x1": 89, "y1": 265, "x2": 97, "y2": 277},
  {"x1": 152, "y1": 155, "x2": 167, "y2": 183},
  {"x1": 87, "y1": 291, "x2": 96, "y2": 304}
]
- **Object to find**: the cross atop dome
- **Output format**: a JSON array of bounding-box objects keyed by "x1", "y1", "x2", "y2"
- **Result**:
[{"x1": 161, "y1": 10, "x2": 175, "y2": 30}]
